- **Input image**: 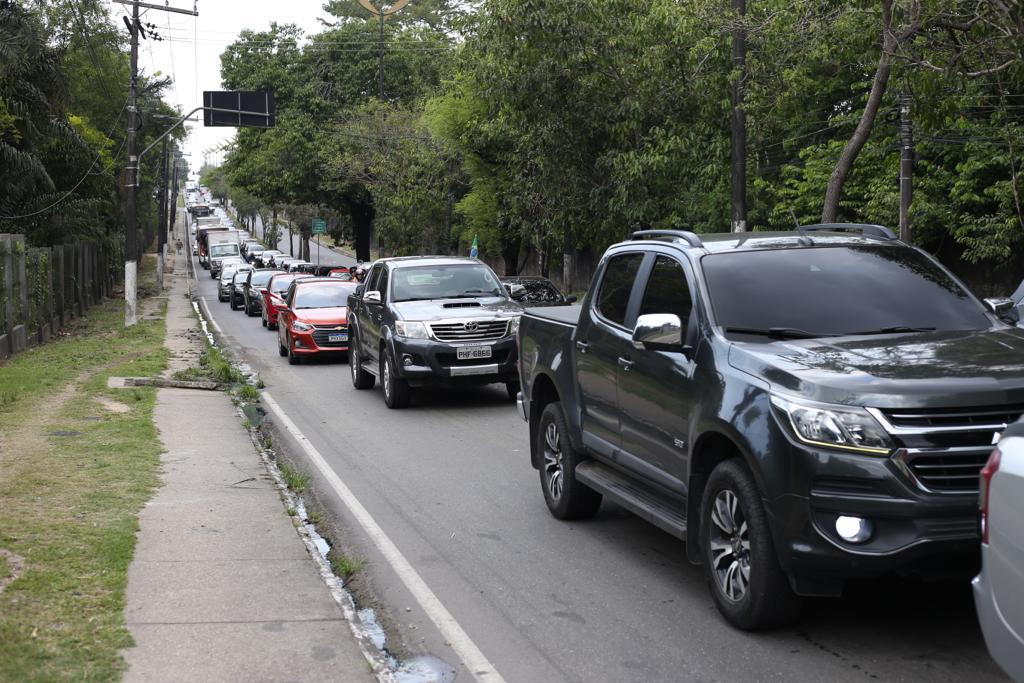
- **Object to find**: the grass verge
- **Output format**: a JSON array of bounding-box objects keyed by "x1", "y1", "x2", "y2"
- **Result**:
[
  {"x1": 0, "y1": 296, "x2": 167, "y2": 682},
  {"x1": 277, "y1": 460, "x2": 310, "y2": 493}
]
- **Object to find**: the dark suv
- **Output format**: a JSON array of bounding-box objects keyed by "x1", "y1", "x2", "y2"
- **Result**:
[
  {"x1": 347, "y1": 256, "x2": 523, "y2": 408},
  {"x1": 517, "y1": 225, "x2": 1024, "y2": 629}
]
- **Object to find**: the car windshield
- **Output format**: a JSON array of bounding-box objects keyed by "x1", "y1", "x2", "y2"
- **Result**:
[
  {"x1": 250, "y1": 270, "x2": 281, "y2": 287},
  {"x1": 293, "y1": 283, "x2": 356, "y2": 309},
  {"x1": 210, "y1": 243, "x2": 239, "y2": 257},
  {"x1": 231, "y1": 268, "x2": 252, "y2": 283},
  {"x1": 391, "y1": 264, "x2": 504, "y2": 302},
  {"x1": 518, "y1": 279, "x2": 563, "y2": 303},
  {"x1": 269, "y1": 275, "x2": 296, "y2": 294},
  {"x1": 702, "y1": 245, "x2": 991, "y2": 338}
]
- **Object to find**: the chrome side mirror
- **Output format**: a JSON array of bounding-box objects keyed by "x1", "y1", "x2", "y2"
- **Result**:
[
  {"x1": 985, "y1": 297, "x2": 1014, "y2": 315},
  {"x1": 364, "y1": 290, "x2": 382, "y2": 305},
  {"x1": 506, "y1": 283, "x2": 527, "y2": 301},
  {"x1": 632, "y1": 313, "x2": 683, "y2": 351},
  {"x1": 985, "y1": 297, "x2": 1020, "y2": 324}
]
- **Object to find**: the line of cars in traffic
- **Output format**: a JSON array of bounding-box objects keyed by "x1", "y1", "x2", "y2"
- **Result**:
[{"x1": 196, "y1": 215, "x2": 1024, "y2": 678}]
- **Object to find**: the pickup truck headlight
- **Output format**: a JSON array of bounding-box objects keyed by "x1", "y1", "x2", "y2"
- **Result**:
[
  {"x1": 508, "y1": 316, "x2": 520, "y2": 337},
  {"x1": 291, "y1": 321, "x2": 313, "y2": 332},
  {"x1": 770, "y1": 395, "x2": 893, "y2": 455},
  {"x1": 394, "y1": 321, "x2": 429, "y2": 339}
]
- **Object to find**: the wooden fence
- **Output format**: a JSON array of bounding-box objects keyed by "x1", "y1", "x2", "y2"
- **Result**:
[{"x1": 0, "y1": 234, "x2": 121, "y2": 360}]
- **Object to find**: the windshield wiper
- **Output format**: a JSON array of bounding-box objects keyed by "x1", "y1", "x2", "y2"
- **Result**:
[
  {"x1": 724, "y1": 326, "x2": 836, "y2": 340},
  {"x1": 850, "y1": 325, "x2": 937, "y2": 335}
]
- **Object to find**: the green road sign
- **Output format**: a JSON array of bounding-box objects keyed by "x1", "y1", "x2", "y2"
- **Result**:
[{"x1": 312, "y1": 218, "x2": 327, "y2": 235}]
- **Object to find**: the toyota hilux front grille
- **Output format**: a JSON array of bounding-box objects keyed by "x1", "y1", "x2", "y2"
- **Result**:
[
  {"x1": 872, "y1": 405, "x2": 1024, "y2": 493},
  {"x1": 429, "y1": 320, "x2": 509, "y2": 343}
]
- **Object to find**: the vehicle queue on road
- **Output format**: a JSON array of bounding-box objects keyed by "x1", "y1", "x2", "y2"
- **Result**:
[{"x1": 187, "y1": 205, "x2": 1024, "y2": 680}]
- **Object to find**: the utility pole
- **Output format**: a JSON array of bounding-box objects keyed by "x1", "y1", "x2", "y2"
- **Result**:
[
  {"x1": 898, "y1": 92, "x2": 913, "y2": 242},
  {"x1": 730, "y1": 0, "x2": 747, "y2": 233},
  {"x1": 124, "y1": 0, "x2": 140, "y2": 325},
  {"x1": 156, "y1": 138, "x2": 168, "y2": 291},
  {"x1": 117, "y1": 0, "x2": 197, "y2": 325}
]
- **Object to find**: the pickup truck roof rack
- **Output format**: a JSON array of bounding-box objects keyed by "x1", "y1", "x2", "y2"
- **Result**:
[
  {"x1": 797, "y1": 223, "x2": 897, "y2": 241},
  {"x1": 630, "y1": 230, "x2": 703, "y2": 248}
]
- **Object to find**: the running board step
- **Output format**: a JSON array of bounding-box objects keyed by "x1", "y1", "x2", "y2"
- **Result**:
[
  {"x1": 575, "y1": 461, "x2": 686, "y2": 540},
  {"x1": 361, "y1": 361, "x2": 380, "y2": 377}
]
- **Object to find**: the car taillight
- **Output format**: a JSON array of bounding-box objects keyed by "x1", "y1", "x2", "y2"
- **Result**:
[{"x1": 980, "y1": 447, "x2": 1001, "y2": 544}]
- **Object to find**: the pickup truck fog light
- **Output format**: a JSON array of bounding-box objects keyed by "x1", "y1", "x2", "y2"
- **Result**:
[
  {"x1": 835, "y1": 516, "x2": 873, "y2": 544},
  {"x1": 402, "y1": 354, "x2": 414, "y2": 366}
]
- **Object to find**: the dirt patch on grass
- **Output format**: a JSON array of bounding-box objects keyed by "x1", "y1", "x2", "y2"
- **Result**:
[
  {"x1": 0, "y1": 377, "x2": 82, "y2": 475},
  {"x1": 0, "y1": 550, "x2": 25, "y2": 595},
  {"x1": 96, "y1": 397, "x2": 131, "y2": 414}
]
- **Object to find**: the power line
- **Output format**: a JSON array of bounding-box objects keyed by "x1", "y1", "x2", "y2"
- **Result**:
[{"x1": 0, "y1": 100, "x2": 129, "y2": 220}]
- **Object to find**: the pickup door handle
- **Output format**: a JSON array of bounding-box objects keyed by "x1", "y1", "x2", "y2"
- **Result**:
[
  {"x1": 617, "y1": 356, "x2": 634, "y2": 371},
  {"x1": 575, "y1": 341, "x2": 589, "y2": 353}
]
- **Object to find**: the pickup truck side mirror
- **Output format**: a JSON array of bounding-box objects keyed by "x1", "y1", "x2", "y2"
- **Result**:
[
  {"x1": 364, "y1": 290, "x2": 382, "y2": 305},
  {"x1": 565, "y1": 294, "x2": 578, "y2": 304},
  {"x1": 632, "y1": 313, "x2": 683, "y2": 352},
  {"x1": 505, "y1": 283, "x2": 527, "y2": 301},
  {"x1": 984, "y1": 297, "x2": 1020, "y2": 324}
]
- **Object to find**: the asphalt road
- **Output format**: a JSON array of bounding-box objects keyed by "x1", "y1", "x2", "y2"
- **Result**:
[{"x1": 188, "y1": 218, "x2": 1008, "y2": 683}]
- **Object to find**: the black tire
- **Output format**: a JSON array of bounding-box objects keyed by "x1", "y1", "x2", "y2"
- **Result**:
[
  {"x1": 701, "y1": 459, "x2": 801, "y2": 630},
  {"x1": 349, "y1": 332, "x2": 375, "y2": 390},
  {"x1": 278, "y1": 336, "x2": 288, "y2": 357},
  {"x1": 505, "y1": 381, "x2": 520, "y2": 401},
  {"x1": 287, "y1": 336, "x2": 301, "y2": 365},
  {"x1": 230, "y1": 294, "x2": 238, "y2": 310},
  {"x1": 381, "y1": 350, "x2": 410, "y2": 409},
  {"x1": 537, "y1": 402, "x2": 602, "y2": 519},
  {"x1": 261, "y1": 311, "x2": 268, "y2": 327}
]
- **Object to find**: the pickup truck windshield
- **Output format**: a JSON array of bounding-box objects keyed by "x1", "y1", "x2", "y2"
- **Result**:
[
  {"x1": 210, "y1": 243, "x2": 240, "y2": 257},
  {"x1": 391, "y1": 265, "x2": 503, "y2": 302},
  {"x1": 702, "y1": 245, "x2": 990, "y2": 337},
  {"x1": 294, "y1": 283, "x2": 355, "y2": 309}
]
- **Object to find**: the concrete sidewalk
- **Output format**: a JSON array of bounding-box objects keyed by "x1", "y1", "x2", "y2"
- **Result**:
[{"x1": 121, "y1": 217, "x2": 371, "y2": 682}]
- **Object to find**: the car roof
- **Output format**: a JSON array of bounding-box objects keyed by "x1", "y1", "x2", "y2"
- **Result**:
[
  {"x1": 379, "y1": 256, "x2": 486, "y2": 269},
  {"x1": 292, "y1": 276, "x2": 357, "y2": 286}
]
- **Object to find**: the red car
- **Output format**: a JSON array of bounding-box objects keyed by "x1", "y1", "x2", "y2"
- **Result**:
[
  {"x1": 262, "y1": 273, "x2": 313, "y2": 330},
  {"x1": 277, "y1": 278, "x2": 359, "y2": 364},
  {"x1": 328, "y1": 267, "x2": 353, "y2": 281}
]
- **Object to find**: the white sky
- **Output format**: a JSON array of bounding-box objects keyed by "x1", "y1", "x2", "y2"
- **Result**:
[{"x1": 110, "y1": 0, "x2": 330, "y2": 172}]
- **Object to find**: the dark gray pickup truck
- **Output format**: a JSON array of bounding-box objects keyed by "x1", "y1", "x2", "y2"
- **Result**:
[
  {"x1": 516, "y1": 225, "x2": 1024, "y2": 629},
  {"x1": 348, "y1": 256, "x2": 524, "y2": 408}
]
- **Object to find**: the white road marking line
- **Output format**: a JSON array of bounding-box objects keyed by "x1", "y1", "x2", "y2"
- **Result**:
[{"x1": 261, "y1": 392, "x2": 506, "y2": 683}]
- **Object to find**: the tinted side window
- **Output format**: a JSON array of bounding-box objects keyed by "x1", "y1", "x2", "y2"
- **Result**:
[
  {"x1": 378, "y1": 267, "x2": 390, "y2": 300},
  {"x1": 366, "y1": 265, "x2": 382, "y2": 292},
  {"x1": 596, "y1": 253, "x2": 644, "y2": 327},
  {"x1": 639, "y1": 256, "x2": 692, "y2": 325}
]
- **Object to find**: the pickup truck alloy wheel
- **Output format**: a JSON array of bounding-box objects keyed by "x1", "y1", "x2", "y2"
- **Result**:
[
  {"x1": 709, "y1": 490, "x2": 750, "y2": 602},
  {"x1": 538, "y1": 402, "x2": 601, "y2": 519},
  {"x1": 701, "y1": 459, "x2": 800, "y2": 629},
  {"x1": 543, "y1": 422, "x2": 564, "y2": 500},
  {"x1": 381, "y1": 352, "x2": 410, "y2": 408}
]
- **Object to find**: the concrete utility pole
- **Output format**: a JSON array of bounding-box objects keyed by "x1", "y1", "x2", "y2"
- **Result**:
[
  {"x1": 730, "y1": 0, "x2": 747, "y2": 233},
  {"x1": 116, "y1": 0, "x2": 198, "y2": 325},
  {"x1": 898, "y1": 93, "x2": 913, "y2": 242},
  {"x1": 124, "y1": 0, "x2": 140, "y2": 325},
  {"x1": 157, "y1": 138, "x2": 171, "y2": 290}
]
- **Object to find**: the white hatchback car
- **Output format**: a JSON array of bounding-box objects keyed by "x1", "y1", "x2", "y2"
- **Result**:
[{"x1": 974, "y1": 419, "x2": 1024, "y2": 683}]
